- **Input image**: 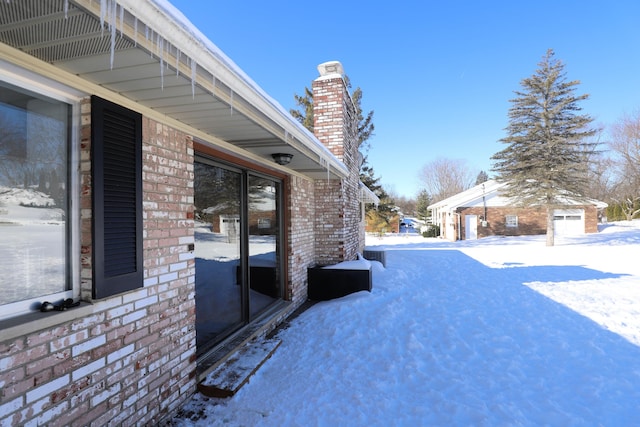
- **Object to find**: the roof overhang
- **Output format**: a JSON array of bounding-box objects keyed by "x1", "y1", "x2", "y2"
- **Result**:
[
  {"x1": 359, "y1": 183, "x2": 380, "y2": 207},
  {"x1": 0, "y1": 0, "x2": 348, "y2": 180}
]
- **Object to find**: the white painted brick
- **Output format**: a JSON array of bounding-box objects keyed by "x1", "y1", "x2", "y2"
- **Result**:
[
  {"x1": 144, "y1": 276, "x2": 159, "y2": 287},
  {"x1": 107, "y1": 343, "x2": 134, "y2": 364},
  {"x1": 123, "y1": 390, "x2": 143, "y2": 408},
  {"x1": 178, "y1": 252, "x2": 194, "y2": 261},
  {"x1": 26, "y1": 401, "x2": 69, "y2": 427},
  {"x1": 28, "y1": 396, "x2": 49, "y2": 419},
  {"x1": 26, "y1": 375, "x2": 69, "y2": 404},
  {"x1": 123, "y1": 309, "x2": 146, "y2": 325},
  {"x1": 0, "y1": 357, "x2": 11, "y2": 371},
  {"x1": 134, "y1": 295, "x2": 158, "y2": 310},
  {"x1": 50, "y1": 330, "x2": 89, "y2": 352},
  {"x1": 105, "y1": 303, "x2": 134, "y2": 320},
  {"x1": 72, "y1": 357, "x2": 105, "y2": 381},
  {"x1": 170, "y1": 261, "x2": 188, "y2": 272},
  {"x1": 72, "y1": 335, "x2": 106, "y2": 357},
  {"x1": 122, "y1": 288, "x2": 148, "y2": 304},
  {"x1": 159, "y1": 272, "x2": 178, "y2": 283},
  {"x1": 91, "y1": 383, "x2": 121, "y2": 407},
  {"x1": 0, "y1": 397, "x2": 23, "y2": 418},
  {"x1": 178, "y1": 236, "x2": 194, "y2": 245}
]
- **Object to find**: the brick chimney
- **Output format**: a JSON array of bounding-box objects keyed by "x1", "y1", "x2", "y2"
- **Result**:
[
  {"x1": 312, "y1": 61, "x2": 354, "y2": 163},
  {"x1": 311, "y1": 61, "x2": 364, "y2": 264}
]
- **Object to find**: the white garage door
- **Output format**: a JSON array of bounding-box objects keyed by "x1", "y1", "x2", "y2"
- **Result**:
[{"x1": 553, "y1": 209, "x2": 585, "y2": 236}]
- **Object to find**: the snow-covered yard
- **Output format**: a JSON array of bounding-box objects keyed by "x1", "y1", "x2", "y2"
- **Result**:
[{"x1": 172, "y1": 221, "x2": 640, "y2": 426}]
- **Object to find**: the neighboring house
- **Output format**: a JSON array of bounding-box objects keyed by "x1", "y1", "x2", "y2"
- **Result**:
[
  {"x1": 0, "y1": 1, "x2": 378, "y2": 425},
  {"x1": 429, "y1": 180, "x2": 607, "y2": 241}
]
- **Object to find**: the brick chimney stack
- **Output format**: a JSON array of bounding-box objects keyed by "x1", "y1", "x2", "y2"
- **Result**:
[
  {"x1": 311, "y1": 61, "x2": 364, "y2": 264},
  {"x1": 312, "y1": 61, "x2": 355, "y2": 163}
]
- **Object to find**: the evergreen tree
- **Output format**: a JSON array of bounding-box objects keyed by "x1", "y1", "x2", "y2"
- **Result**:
[
  {"x1": 475, "y1": 170, "x2": 489, "y2": 185},
  {"x1": 491, "y1": 49, "x2": 597, "y2": 246},
  {"x1": 350, "y1": 84, "x2": 375, "y2": 152},
  {"x1": 290, "y1": 87, "x2": 314, "y2": 132},
  {"x1": 291, "y1": 74, "x2": 383, "y2": 216},
  {"x1": 415, "y1": 189, "x2": 431, "y2": 223},
  {"x1": 360, "y1": 162, "x2": 395, "y2": 215},
  {"x1": 290, "y1": 76, "x2": 374, "y2": 152}
]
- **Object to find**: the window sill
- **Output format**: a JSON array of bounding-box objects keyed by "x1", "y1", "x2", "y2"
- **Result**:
[{"x1": 0, "y1": 302, "x2": 94, "y2": 343}]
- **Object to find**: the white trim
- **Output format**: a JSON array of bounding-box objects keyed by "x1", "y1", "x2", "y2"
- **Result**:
[
  {"x1": 553, "y1": 209, "x2": 585, "y2": 236},
  {"x1": 505, "y1": 215, "x2": 518, "y2": 228}
]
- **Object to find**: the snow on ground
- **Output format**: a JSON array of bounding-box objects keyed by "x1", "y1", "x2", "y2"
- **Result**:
[{"x1": 172, "y1": 221, "x2": 640, "y2": 426}]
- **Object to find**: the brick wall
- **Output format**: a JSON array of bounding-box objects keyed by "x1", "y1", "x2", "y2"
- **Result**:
[
  {"x1": 312, "y1": 78, "x2": 347, "y2": 161},
  {"x1": 584, "y1": 206, "x2": 599, "y2": 233},
  {"x1": 0, "y1": 110, "x2": 197, "y2": 426},
  {"x1": 458, "y1": 205, "x2": 599, "y2": 239},
  {"x1": 459, "y1": 206, "x2": 547, "y2": 238},
  {"x1": 313, "y1": 179, "x2": 345, "y2": 265},
  {"x1": 312, "y1": 66, "x2": 364, "y2": 264},
  {"x1": 287, "y1": 175, "x2": 315, "y2": 303},
  {"x1": 312, "y1": 175, "x2": 363, "y2": 265}
]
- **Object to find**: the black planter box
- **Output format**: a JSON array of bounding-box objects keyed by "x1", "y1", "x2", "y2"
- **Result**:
[
  {"x1": 307, "y1": 265, "x2": 372, "y2": 301},
  {"x1": 236, "y1": 265, "x2": 278, "y2": 298}
]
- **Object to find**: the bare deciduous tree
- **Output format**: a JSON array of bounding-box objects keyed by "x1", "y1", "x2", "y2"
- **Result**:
[
  {"x1": 609, "y1": 110, "x2": 640, "y2": 220},
  {"x1": 419, "y1": 158, "x2": 475, "y2": 203}
]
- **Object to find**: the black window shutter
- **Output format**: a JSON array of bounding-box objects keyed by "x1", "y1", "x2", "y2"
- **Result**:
[{"x1": 91, "y1": 96, "x2": 143, "y2": 299}]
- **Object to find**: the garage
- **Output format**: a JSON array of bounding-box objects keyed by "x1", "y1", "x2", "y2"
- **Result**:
[{"x1": 554, "y1": 209, "x2": 585, "y2": 236}]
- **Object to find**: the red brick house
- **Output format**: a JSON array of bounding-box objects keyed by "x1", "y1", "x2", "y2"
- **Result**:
[
  {"x1": 429, "y1": 180, "x2": 607, "y2": 241},
  {"x1": 0, "y1": 1, "x2": 377, "y2": 425}
]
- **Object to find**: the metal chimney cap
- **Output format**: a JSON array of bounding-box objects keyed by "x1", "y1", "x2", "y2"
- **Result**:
[{"x1": 317, "y1": 61, "x2": 344, "y2": 77}]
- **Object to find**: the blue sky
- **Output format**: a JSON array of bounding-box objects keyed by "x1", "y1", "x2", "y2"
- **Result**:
[{"x1": 168, "y1": 0, "x2": 640, "y2": 198}]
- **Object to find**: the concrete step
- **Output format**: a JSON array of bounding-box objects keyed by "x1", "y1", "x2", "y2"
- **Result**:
[{"x1": 197, "y1": 338, "x2": 281, "y2": 398}]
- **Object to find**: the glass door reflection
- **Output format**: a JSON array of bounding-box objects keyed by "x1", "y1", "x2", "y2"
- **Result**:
[
  {"x1": 248, "y1": 175, "x2": 281, "y2": 317},
  {"x1": 194, "y1": 162, "x2": 243, "y2": 356}
]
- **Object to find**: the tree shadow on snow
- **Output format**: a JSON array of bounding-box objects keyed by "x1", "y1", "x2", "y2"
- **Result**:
[{"x1": 384, "y1": 249, "x2": 640, "y2": 425}]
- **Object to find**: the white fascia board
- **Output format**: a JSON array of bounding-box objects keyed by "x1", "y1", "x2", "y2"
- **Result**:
[{"x1": 428, "y1": 180, "x2": 507, "y2": 211}]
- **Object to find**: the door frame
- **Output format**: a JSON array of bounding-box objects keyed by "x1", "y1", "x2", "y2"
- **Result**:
[
  {"x1": 193, "y1": 150, "x2": 286, "y2": 356},
  {"x1": 465, "y1": 214, "x2": 478, "y2": 240}
]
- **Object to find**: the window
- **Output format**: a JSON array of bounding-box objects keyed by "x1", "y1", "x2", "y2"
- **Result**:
[
  {"x1": 91, "y1": 96, "x2": 142, "y2": 299},
  {"x1": 0, "y1": 79, "x2": 76, "y2": 319},
  {"x1": 505, "y1": 215, "x2": 518, "y2": 228}
]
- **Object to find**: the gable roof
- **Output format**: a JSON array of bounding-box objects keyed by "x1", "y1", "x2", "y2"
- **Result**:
[
  {"x1": 428, "y1": 180, "x2": 507, "y2": 211},
  {"x1": 0, "y1": 0, "x2": 347, "y2": 180},
  {"x1": 429, "y1": 179, "x2": 608, "y2": 211}
]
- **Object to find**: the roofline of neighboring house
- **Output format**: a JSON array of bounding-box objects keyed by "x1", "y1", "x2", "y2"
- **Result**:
[
  {"x1": 428, "y1": 180, "x2": 506, "y2": 211},
  {"x1": 428, "y1": 179, "x2": 608, "y2": 211}
]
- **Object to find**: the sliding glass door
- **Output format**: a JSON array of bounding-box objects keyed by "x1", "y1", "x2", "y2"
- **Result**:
[
  {"x1": 248, "y1": 175, "x2": 281, "y2": 316},
  {"x1": 194, "y1": 157, "x2": 282, "y2": 357}
]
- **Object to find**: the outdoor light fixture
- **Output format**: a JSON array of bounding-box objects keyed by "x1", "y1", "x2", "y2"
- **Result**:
[{"x1": 272, "y1": 153, "x2": 293, "y2": 166}]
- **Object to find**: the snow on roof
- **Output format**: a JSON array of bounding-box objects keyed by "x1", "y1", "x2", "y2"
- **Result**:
[
  {"x1": 428, "y1": 180, "x2": 506, "y2": 210},
  {"x1": 137, "y1": 0, "x2": 346, "y2": 174},
  {"x1": 429, "y1": 179, "x2": 608, "y2": 211}
]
